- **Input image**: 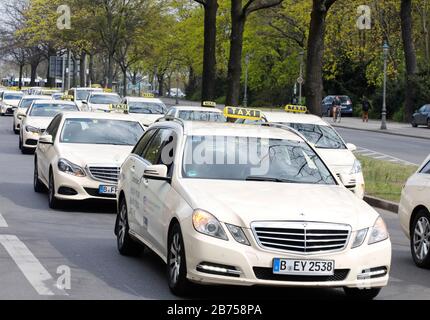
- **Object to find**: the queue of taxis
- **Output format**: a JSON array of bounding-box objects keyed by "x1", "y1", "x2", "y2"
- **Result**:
[
  {"x1": 114, "y1": 108, "x2": 391, "y2": 299},
  {"x1": 235, "y1": 105, "x2": 365, "y2": 199}
]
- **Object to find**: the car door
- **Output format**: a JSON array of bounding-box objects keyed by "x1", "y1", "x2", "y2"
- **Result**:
[
  {"x1": 135, "y1": 128, "x2": 173, "y2": 247},
  {"x1": 124, "y1": 128, "x2": 158, "y2": 233},
  {"x1": 417, "y1": 106, "x2": 427, "y2": 124},
  {"x1": 38, "y1": 115, "x2": 62, "y2": 184}
]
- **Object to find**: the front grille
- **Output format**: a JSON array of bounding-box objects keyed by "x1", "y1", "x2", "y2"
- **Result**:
[
  {"x1": 252, "y1": 222, "x2": 350, "y2": 254},
  {"x1": 25, "y1": 139, "x2": 38, "y2": 146},
  {"x1": 88, "y1": 166, "x2": 120, "y2": 183},
  {"x1": 253, "y1": 267, "x2": 350, "y2": 282}
]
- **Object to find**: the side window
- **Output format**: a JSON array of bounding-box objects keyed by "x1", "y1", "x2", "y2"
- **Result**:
[
  {"x1": 142, "y1": 129, "x2": 173, "y2": 165},
  {"x1": 419, "y1": 106, "x2": 426, "y2": 113},
  {"x1": 420, "y1": 161, "x2": 430, "y2": 174},
  {"x1": 426, "y1": 106, "x2": 430, "y2": 112},
  {"x1": 132, "y1": 129, "x2": 157, "y2": 157},
  {"x1": 45, "y1": 114, "x2": 62, "y2": 140},
  {"x1": 166, "y1": 109, "x2": 176, "y2": 117}
]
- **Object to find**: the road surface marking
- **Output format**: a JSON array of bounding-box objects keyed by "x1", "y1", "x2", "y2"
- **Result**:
[
  {"x1": 355, "y1": 147, "x2": 418, "y2": 166},
  {"x1": 0, "y1": 235, "x2": 65, "y2": 296},
  {"x1": 0, "y1": 214, "x2": 7, "y2": 227}
]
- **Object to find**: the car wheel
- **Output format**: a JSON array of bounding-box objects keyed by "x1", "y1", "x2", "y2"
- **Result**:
[
  {"x1": 410, "y1": 210, "x2": 430, "y2": 268},
  {"x1": 48, "y1": 171, "x2": 60, "y2": 209},
  {"x1": 116, "y1": 198, "x2": 141, "y2": 256},
  {"x1": 327, "y1": 108, "x2": 331, "y2": 117},
  {"x1": 343, "y1": 287, "x2": 381, "y2": 300},
  {"x1": 0, "y1": 112, "x2": 4, "y2": 117},
  {"x1": 167, "y1": 223, "x2": 191, "y2": 296},
  {"x1": 427, "y1": 118, "x2": 430, "y2": 129},
  {"x1": 33, "y1": 159, "x2": 44, "y2": 193},
  {"x1": 412, "y1": 118, "x2": 418, "y2": 127},
  {"x1": 18, "y1": 136, "x2": 22, "y2": 150}
]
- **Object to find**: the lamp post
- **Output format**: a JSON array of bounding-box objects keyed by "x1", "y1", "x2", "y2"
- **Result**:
[
  {"x1": 381, "y1": 42, "x2": 389, "y2": 130},
  {"x1": 243, "y1": 53, "x2": 250, "y2": 107},
  {"x1": 175, "y1": 65, "x2": 179, "y2": 105},
  {"x1": 298, "y1": 51, "x2": 304, "y2": 105}
]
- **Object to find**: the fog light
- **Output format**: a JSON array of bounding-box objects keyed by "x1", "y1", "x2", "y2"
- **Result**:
[
  {"x1": 196, "y1": 262, "x2": 241, "y2": 278},
  {"x1": 357, "y1": 267, "x2": 387, "y2": 280}
]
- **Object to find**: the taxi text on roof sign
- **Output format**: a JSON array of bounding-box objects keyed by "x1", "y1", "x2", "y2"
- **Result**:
[
  {"x1": 285, "y1": 104, "x2": 308, "y2": 113},
  {"x1": 202, "y1": 101, "x2": 217, "y2": 108},
  {"x1": 109, "y1": 104, "x2": 129, "y2": 113},
  {"x1": 61, "y1": 95, "x2": 74, "y2": 101},
  {"x1": 223, "y1": 106, "x2": 263, "y2": 120},
  {"x1": 141, "y1": 93, "x2": 155, "y2": 98}
]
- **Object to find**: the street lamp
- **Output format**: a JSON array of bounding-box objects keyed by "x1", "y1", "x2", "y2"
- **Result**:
[
  {"x1": 381, "y1": 42, "x2": 389, "y2": 130},
  {"x1": 175, "y1": 65, "x2": 179, "y2": 105},
  {"x1": 243, "y1": 53, "x2": 250, "y2": 107},
  {"x1": 298, "y1": 51, "x2": 305, "y2": 105}
]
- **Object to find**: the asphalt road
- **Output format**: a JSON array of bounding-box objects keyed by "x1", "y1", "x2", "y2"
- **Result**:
[
  {"x1": 336, "y1": 127, "x2": 430, "y2": 166},
  {"x1": 0, "y1": 115, "x2": 429, "y2": 300}
]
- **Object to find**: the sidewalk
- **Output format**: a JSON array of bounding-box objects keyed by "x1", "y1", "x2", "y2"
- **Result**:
[{"x1": 331, "y1": 117, "x2": 430, "y2": 140}]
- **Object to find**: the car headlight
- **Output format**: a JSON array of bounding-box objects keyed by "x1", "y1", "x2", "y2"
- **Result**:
[
  {"x1": 351, "y1": 228, "x2": 368, "y2": 248},
  {"x1": 350, "y1": 159, "x2": 362, "y2": 174},
  {"x1": 57, "y1": 158, "x2": 86, "y2": 177},
  {"x1": 192, "y1": 209, "x2": 228, "y2": 241},
  {"x1": 226, "y1": 224, "x2": 250, "y2": 246},
  {"x1": 368, "y1": 217, "x2": 389, "y2": 245},
  {"x1": 25, "y1": 125, "x2": 40, "y2": 133}
]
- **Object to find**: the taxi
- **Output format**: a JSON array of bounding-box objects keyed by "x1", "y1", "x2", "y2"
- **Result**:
[
  {"x1": 122, "y1": 94, "x2": 167, "y2": 126},
  {"x1": 114, "y1": 115, "x2": 391, "y2": 299},
  {"x1": 67, "y1": 87, "x2": 103, "y2": 109},
  {"x1": 19, "y1": 100, "x2": 79, "y2": 154},
  {"x1": 0, "y1": 90, "x2": 23, "y2": 116},
  {"x1": 165, "y1": 101, "x2": 225, "y2": 122},
  {"x1": 34, "y1": 112, "x2": 145, "y2": 209},
  {"x1": 83, "y1": 92, "x2": 122, "y2": 112},
  {"x1": 236, "y1": 105, "x2": 365, "y2": 199},
  {"x1": 399, "y1": 154, "x2": 430, "y2": 268},
  {"x1": 13, "y1": 95, "x2": 52, "y2": 134}
]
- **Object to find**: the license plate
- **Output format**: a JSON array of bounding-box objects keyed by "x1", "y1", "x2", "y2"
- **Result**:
[
  {"x1": 99, "y1": 185, "x2": 117, "y2": 195},
  {"x1": 273, "y1": 259, "x2": 335, "y2": 276}
]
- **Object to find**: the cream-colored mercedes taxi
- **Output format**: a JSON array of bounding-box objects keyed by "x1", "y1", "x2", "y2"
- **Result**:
[
  {"x1": 165, "y1": 102, "x2": 225, "y2": 122},
  {"x1": 399, "y1": 154, "x2": 430, "y2": 268},
  {"x1": 115, "y1": 119, "x2": 391, "y2": 299},
  {"x1": 0, "y1": 90, "x2": 23, "y2": 116},
  {"x1": 13, "y1": 95, "x2": 52, "y2": 134},
  {"x1": 83, "y1": 92, "x2": 122, "y2": 112},
  {"x1": 19, "y1": 100, "x2": 79, "y2": 154},
  {"x1": 34, "y1": 112, "x2": 145, "y2": 209},
  {"x1": 122, "y1": 96, "x2": 167, "y2": 126}
]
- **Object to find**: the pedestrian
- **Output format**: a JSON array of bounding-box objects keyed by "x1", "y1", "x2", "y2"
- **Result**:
[
  {"x1": 332, "y1": 95, "x2": 341, "y2": 122},
  {"x1": 362, "y1": 96, "x2": 371, "y2": 122}
]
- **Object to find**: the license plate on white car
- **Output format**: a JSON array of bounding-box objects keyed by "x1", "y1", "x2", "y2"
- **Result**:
[
  {"x1": 273, "y1": 259, "x2": 335, "y2": 276},
  {"x1": 99, "y1": 185, "x2": 117, "y2": 195}
]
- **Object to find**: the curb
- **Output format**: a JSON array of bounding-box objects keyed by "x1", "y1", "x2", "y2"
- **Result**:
[
  {"x1": 364, "y1": 195, "x2": 399, "y2": 214},
  {"x1": 333, "y1": 124, "x2": 430, "y2": 141}
]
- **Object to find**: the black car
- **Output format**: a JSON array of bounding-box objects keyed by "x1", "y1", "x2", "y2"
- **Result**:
[
  {"x1": 412, "y1": 104, "x2": 430, "y2": 128},
  {"x1": 322, "y1": 95, "x2": 353, "y2": 117}
]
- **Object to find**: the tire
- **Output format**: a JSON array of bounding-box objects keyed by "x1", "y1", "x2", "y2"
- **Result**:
[
  {"x1": 167, "y1": 223, "x2": 191, "y2": 296},
  {"x1": 343, "y1": 287, "x2": 381, "y2": 300},
  {"x1": 19, "y1": 136, "x2": 22, "y2": 150},
  {"x1": 410, "y1": 209, "x2": 430, "y2": 268},
  {"x1": 48, "y1": 171, "x2": 61, "y2": 209},
  {"x1": 427, "y1": 118, "x2": 430, "y2": 129},
  {"x1": 33, "y1": 159, "x2": 44, "y2": 193},
  {"x1": 116, "y1": 198, "x2": 141, "y2": 256},
  {"x1": 13, "y1": 122, "x2": 19, "y2": 134},
  {"x1": 0, "y1": 112, "x2": 4, "y2": 117},
  {"x1": 327, "y1": 108, "x2": 331, "y2": 117},
  {"x1": 21, "y1": 146, "x2": 33, "y2": 155},
  {"x1": 412, "y1": 119, "x2": 418, "y2": 127}
]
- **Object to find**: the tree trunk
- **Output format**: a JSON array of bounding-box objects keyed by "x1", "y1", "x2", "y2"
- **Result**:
[
  {"x1": 158, "y1": 73, "x2": 165, "y2": 97},
  {"x1": 201, "y1": 0, "x2": 218, "y2": 101},
  {"x1": 107, "y1": 53, "x2": 114, "y2": 88},
  {"x1": 46, "y1": 47, "x2": 56, "y2": 88},
  {"x1": 80, "y1": 52, "x2": 86, "y2": 87},
  {"x1": 122, "y1": 67, "x2": 127, "y2": 97},
  {"x1": 401, "y1": 0, "x2": 418, "y2": 122},
  {"x1": 305, "y1": 0, "x2": 331, "y2": 115},
  {"x1": 18, "y1": 64, "x2": 24, "y2": 89},
  {"x1": 30, "y1": 62, "x2": 38, "y2": 86},
  {"x1": 72, "y1": 57, "x2": 77, "y2": 88},
  {"x1": 88, "y1": 54, "x2": 94, "y2": 87},
  {"x1": 226, "y1": 0, "x2": 246, "y2": 107}
]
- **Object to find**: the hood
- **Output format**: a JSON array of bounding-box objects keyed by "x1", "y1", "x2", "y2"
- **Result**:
[
  {"x1": 178, "y1": 179, "x2": 378, "y2": 230},
  {"x1": 130, "y1": 114, "x2": 164, "y2": 126},
  {"x1": 315, "y1": 148, "x2": 356, "y2": 174},
  {"x1": 58, "y1": 143, "x2": 133, "y2": 167},
  {"x1": 4, "y1": 99, "x2": 20, "y2": 107},
  {"x1": 25, "y1": 117, "x2": 54, "y2": 130},
  {"x1": 89, "y1": 103, "x2": 111, "y2": 111}
]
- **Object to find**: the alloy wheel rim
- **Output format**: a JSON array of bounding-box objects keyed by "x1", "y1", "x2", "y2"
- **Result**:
[
  {"x1": 169, "y1": 233, "x2": 181, "y2": 285},
  {"x1": 414, "y1": 217, "x2": 430, "y2": 261},
  {"x1": 118, "y1": 203, "x2": 127, "y2": 246}
]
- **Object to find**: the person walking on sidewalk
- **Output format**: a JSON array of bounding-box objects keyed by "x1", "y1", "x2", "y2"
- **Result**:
[
  {"x1": 362, "y1": 96, "x2": 371, "y2": 122},
  {"x1": 332, "y1": 95, "x2": 341, "y2": 122}
]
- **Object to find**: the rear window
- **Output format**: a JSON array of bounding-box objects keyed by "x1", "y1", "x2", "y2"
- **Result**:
[{"x1": 29, "y1": 103, "x2": 78, "y2": 117}]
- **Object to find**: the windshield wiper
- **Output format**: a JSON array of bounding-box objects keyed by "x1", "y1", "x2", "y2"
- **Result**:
[{"x1": 246, "y1": 176, "x2": 302, "y2": 183}]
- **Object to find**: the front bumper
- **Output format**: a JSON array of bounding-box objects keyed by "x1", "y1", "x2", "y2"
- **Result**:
[
  {"x1": 53, "y1": 169, "x2": 117, "y2": 201},
  {"x1": 22, "y1": 130, "x2": 41, "y2": 149},
  {"x1": 1, "y1": 105, "x2": 15, "y2": 115},
  {"x1": 183, "y1": 221, "x2": 391, "y2": 289}
]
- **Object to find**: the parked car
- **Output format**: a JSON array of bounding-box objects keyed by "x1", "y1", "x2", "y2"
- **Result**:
[
  {"x1": 322, "y1": 95, "x2": 353, "y2": 117},
  {"x1": 411, "y1": 104, "x2": 430, "y2": 128},
  {"x1": 167, "y1": 88, "x2": 186, "y2": 98}
]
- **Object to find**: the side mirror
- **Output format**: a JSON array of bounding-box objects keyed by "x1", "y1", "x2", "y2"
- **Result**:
[
  {"x1": 82, "y1": 101, "x2": 88, "y2": 104},
  {"x1": 39, "y1": 134, "x2": 53, "y2": 145},
  {"x1": 346, "y1": 143, "x2": 357, "y2": 152},
  {"x1": 143, "y1": 164, "x2": 170, "y2": 182}
]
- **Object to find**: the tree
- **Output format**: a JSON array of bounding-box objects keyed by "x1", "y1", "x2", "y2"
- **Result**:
[
  {"x1": 225, "y1": 0, "x2": 284, "y2": 107},
  {"x1": 400, "y1": 0, "x2": 417, "y2": 122}
]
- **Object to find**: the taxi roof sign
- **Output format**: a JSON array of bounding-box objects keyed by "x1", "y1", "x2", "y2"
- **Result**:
[
  {"x1": 223, "y1": 106, "x2": 263, "y2": 121},
  {"x1": 285, "y1": 104, "x2": 308, "y2": 114},
  {"x1": 61, "y1": 95, "x2": 74, "y2": 101},
  {"x1": 202, "y1": 101, "x2": 217, "y2": 108},
  {"x1": 109, "y1": 104, "x2": 129, "y2": 113},
  {"x1": 141, "y1": 93, "x2": 155, "y2": 98}
]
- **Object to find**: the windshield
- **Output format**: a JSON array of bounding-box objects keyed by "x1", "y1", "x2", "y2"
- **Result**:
[
  {"x1": 178, "y1": 110, "x2": 226, "y2": 122},
  {"x1": 4, "y1": 93, "x2": 23, "y2": 100},
  {"x1": 60, "y1": 118, "x2": 144, "y2": 146},
  {"x1": 29, "y1": 103, "x2": 78, "y2": 117},
  {"x1": 89, "y1": 94, "x2": 121, "y2": 105},
  {"x1": 285, "y1": 123, "x2": 346, "y2": 149},
  {"x1": 182, "y1": 135, "x2": 336, "y2": 184},
  {"x1": 20, "y1": 98, "x2": 48, "y2": 109},
  {"x1": 128, "y1": 101, "x2": 167, "y2": 114},
  {"x1": 76, "y1": 90, "x2": 91, "y2": 100}
]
